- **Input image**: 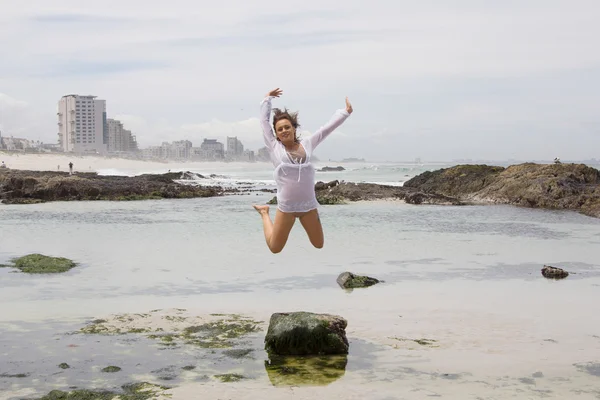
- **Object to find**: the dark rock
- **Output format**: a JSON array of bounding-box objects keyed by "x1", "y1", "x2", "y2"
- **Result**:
[
  {"x1": 403, "y1": 164, "x2": 505, "y2": 197},
  {"x1": 264, "y1": 312, "x2": 349, "y2": 356},
  {"x1": 101, "y1": 366, "x2": 121, "y2": 373},
  {"x1": 336, "y1": 272, "x2": 380, "y2": 289},
  {"x1": 314, "y1": 180, "x2": 339, "y2": 190},
  {"x1": 541, "y1": 265, "x2": 569, "y2": 279},
  {"x1": 0, "y1": 169, "x2": 224, "y2": 204},
  {"x1": 404, "y1": 163, "x2": 600, "y2": 218},
  {"x1": 319, "y1": 166, "x2": 345, "y2": 172}
]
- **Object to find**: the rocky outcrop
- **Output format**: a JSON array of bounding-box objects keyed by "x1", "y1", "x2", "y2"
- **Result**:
[
  {"x1": 404, "y1": 163, "x2": 600, "y2": 218},
  {"x1": 314, "y1": 181, "x2": 465, "y2": 205},
  {"x1": 541, "y1": 265, "x2": 569, "y2": 279},
  {"x1": 336, "y1": 272, "x2": 380, "y2": 289},
  {"x1": 0, "y1": 169, "x2": 224, "y2": 204},
  {"x1": 264, "y1": 312, "x2": 349, "y2": 356}
]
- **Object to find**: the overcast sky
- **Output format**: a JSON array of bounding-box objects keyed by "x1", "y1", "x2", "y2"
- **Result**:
[{"x1": 1, "y1": 0, "x2": 599, "y2": 162}]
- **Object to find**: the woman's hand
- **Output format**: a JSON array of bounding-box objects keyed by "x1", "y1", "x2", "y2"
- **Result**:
[
  {"x1": 345, "y1": 97, "x2": 353, "y2": 114},
  {"x1": 266, "y1": 88, "x2": 283, "y2": 98}
]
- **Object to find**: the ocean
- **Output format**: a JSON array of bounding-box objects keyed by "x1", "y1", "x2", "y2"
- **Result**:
[{"x1": 1, "y1": 161, "x2": 600, "y2": 399}]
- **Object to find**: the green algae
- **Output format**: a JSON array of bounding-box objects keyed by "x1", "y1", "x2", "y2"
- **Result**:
[
  {"x1": 265, "y1": 354, "x2": 347, "y2": 386},
  {"x1": 32, "y1": 382, "x2": 169, "y2": 400},
  {"x1": 101, "y1": 366, "x2": 121, "y2": 373},
  {"x1": 181, "y1": 365, "x2": 196, "y2": 371},
  {"x1": 214, "y1": 373, "x2": 246, "y2": 382},
  {"x1": 316, "y1": 194, "x2": 346, "y2": 205},
  {"x1": 79, "y1": 312, "x2": 262, "y2": 350},
  {"x1": 58, "y1": 363, "x2": 70, "y2": 369},
  {"x1": 1, "y1": 254, "x2": 77, "y2": 274},
  {"x1": 181, "y1": 319, "x2": 260, "y2": 348}
]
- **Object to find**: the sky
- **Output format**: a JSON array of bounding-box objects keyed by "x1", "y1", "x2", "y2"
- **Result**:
[{"x1": 0, "y1": 0, "x2": 599, "y2": 162}]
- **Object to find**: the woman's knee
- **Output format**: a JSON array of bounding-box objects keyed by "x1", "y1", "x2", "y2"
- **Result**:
[{"x1": 269, "y1": 245, "x2": 284, "y2": 254}]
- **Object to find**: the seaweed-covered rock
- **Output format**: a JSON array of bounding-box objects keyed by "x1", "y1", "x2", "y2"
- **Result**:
[
  {"x1": 541, "y1": 265, "x2": 569, "y2": 279},
  {"x1": 0, "y1": 254, "x2": 77, "y2": 274},
  {"x1": 336, "y1": 271, "x2": 380, "y2": 289},
  {"x1": 264, "y1": 312, "x2": 349, "y2": 356}
]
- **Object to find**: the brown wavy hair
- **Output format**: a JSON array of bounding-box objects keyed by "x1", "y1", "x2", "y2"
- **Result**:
[{"x1": 272, "y1": 108, "x2": 300, "y2": 142}]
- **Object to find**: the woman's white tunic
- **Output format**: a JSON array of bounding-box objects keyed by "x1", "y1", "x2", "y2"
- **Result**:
[{"x1": 260, "y1": 96, "x2": 350, "y2": 213}]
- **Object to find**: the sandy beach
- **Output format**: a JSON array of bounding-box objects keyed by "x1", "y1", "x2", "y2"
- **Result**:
[{"x1": 0, "y1": 152, "x2": 202, "y2": 174}]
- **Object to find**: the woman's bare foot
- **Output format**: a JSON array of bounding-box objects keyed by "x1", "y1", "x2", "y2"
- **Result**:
[{"x1": 253, "y1": 205, "x2": 270, "y2": 215}]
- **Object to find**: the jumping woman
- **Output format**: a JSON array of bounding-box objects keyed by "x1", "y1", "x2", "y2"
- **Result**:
[{"x1": 253, "y1": 88, "x2": 353, "y2": 253}]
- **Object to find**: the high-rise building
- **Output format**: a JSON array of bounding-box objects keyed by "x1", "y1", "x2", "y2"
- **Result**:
[
  {"x1": 57, "y1": 94, "x2": 107, "y2": 154},
  {"x1": 226, "y1": 136, "x2": 244, "y2": 157},
  {"x1": 107, "y1": 118, "x2": 139, "y2": 153}
]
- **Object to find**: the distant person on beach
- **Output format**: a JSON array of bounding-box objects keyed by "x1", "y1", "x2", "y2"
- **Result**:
[
  {"x1": 69, "y1": 162, "x2": 73, "y2": 175},
  {"x1": 253, "y1": 88, "x2": 353, "y2": 253},
  {"x1": 0, "y1": 161, "x2": 6, "y2": 168}
]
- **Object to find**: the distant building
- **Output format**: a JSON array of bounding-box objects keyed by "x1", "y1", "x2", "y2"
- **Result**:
[
  {"x1": 57, "y1": 94, "x2": 107, "y2": 154},
  {"x1": 226, "y1": 136, "x2": 244, "y2": 160},
  {"x1": 107, "y1": 119, "x2": 139, "y2": 153},
  {"x1": 257, "y1": 146, "x2": 270, "y2": 162},
  {"x1": 200, "y1": 139, "x2": 225, "y2": 160}
]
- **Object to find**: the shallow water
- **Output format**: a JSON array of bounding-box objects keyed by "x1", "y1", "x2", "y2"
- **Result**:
[{"x1": 1, "y1": 191, "x2": 600, "y2": 399}]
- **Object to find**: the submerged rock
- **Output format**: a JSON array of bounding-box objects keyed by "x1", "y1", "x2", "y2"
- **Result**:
[
  {"x1": 0, "y1": 254, "x2": 77, "y2": 274},
  {"x1": 336, "y1": 271, "x2": 380, "y2": 289},
  {"x1": 264, "y1": 312, "x2": 349, "y2": 356},
  {"x1": 541, "y1": 265, "x2": 569, "y2": 279}
]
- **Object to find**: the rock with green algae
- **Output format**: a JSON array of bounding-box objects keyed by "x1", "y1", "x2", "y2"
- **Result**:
[
  {"x1": 264, "y1": 354, "x2": 347, "y2": 386},
  {"x1": 0, "y1": 254, "x2": 77, "y2": 274},
  {"x1": 336, "y1": 271, "x2": 380, "y2": 289},
  {"x1": 30, "y1": 382, "x2": 169, "y2": 400},
  {"x1": 264, "y1": 312, "x2": 349, "y2": 356}
]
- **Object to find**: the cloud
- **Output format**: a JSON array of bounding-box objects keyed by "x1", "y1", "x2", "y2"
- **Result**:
[
  {"x1": 36, "y1": 60, "x2": 170, "y2": 78},
  {"x1": 0, "y1": 93, "x2": 47, "y2": 141},
  {"x1": 2, "y1": 1, "x2": 600, "y2": 161},
  {"x1": 29, "y1": 14, "x2": 134, "y2": 24}
]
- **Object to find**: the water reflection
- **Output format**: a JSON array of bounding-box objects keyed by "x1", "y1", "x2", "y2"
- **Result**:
[{"x1": 264, "y1": 354, "x2": 347, "y2": 386}]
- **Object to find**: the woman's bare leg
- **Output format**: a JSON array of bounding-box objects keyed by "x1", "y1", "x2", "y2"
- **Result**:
[
  {"x1": 253, "y1": 205, "x2": 296, "y2": 253},
  {"x1": 299, "y1": 208, "x2": 324, "y2": 249}
]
